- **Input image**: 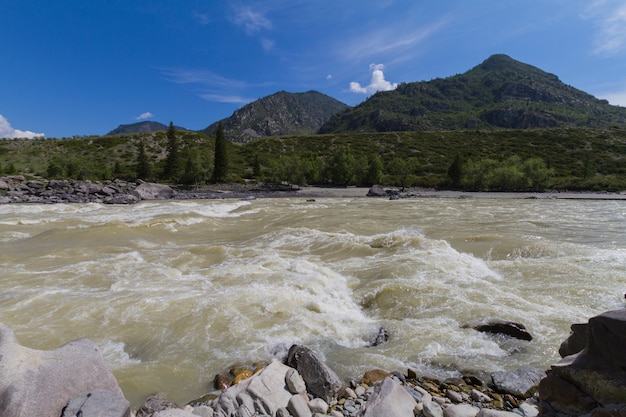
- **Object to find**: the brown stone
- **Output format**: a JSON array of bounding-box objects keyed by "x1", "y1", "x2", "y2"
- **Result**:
[{"x1": 361, "y1": 369, "x2": 393, "y2": 386}]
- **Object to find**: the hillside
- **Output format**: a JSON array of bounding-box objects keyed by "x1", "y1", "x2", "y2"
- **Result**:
[
  {"x1": 201, "y1": 90, "x2": 348, "y2": 143},
  {"x1": 320, "y1": 54, "x2": 626, "y2": 133}
]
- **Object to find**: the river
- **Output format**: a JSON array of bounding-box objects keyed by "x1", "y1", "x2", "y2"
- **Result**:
[{"x1": 1, "y1": 197, "x2": 624, "y2": 406}]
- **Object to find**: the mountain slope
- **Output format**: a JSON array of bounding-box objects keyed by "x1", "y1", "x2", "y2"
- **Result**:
[
  {"x1": 107, "y1": 121, "x2": 169, "y2": 135},
  {"x1": 201, "y1": 90, "x2": 348, "y2": 142},
  {"x1": 319, "y1": 54, "x2": 626, "y2": 133}
]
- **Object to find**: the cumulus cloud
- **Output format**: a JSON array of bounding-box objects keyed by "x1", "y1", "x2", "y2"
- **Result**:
[
  {"x1": 136, "y1": 112, "x2": 154, "y2": 120},
  {"x1": 0, "y1": 114, "x2": 44, "y2": 139},
  {"x1": 350, "y1": 64, "x2": 398, "y2": 94},
  {"x1": 583, "y1": 0, "x2": 626, "y2": 56}
]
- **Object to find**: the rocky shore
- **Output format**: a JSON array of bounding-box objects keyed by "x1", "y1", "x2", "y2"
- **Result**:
[
  {"x1": 1, "y1": 309, "x2": 625, "y2": 417},
  {"x1": 3, "y1": 175, "x2": 626, "y2": 204}
]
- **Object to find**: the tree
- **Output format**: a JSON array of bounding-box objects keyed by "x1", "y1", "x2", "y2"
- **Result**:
[
  {"x1": 447, "y1": 154, "x2": 463, "y2": 188},
  {"x1": 211, "y1": 122, "x2": 228, "y2": 182},
  {"x1": 364, "y1": 154, "x2": 384, "y2": 186},
  {"x1": 135, "y1": 139, "x2": 152, "y2": 180},
  {"x1": 163, "y1": 122, "x2": 180, "y2": 180},
  {"x1": 327, "y1": 147, "x2": 355, "y2": 186}
]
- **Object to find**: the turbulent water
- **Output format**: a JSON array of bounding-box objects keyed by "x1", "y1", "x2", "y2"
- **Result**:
[{"x1": 1, "y1": 197, "x2": 625, "y2": 406}]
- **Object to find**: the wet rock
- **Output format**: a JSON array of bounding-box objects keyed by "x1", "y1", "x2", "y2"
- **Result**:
[
  {"x1": 308, "y1": 397, "x2": 328, "y2": 414},
  {"x1": 0, "y1": 323, "x2": 124, "y2": 417},
  {"x1": 369, "y1": 327, "x2": 389, "y2": 346},
  {"x1": 473, "y1": 321, "x2": 533, "y2": 341},
  {"x1": 476, "y1": 410, "x2": 521, "y2": 417},
  {"x1": 358, "y1": 378, "x2": 418, "y2": 417},
  {"x1": 367, "y1": 185, "x2": 387, "y2": 197},
  {"x1": 214, "y1": 374, "x2": 232, "y2": 391},
  {"x1": 491, "y1": 367, "x2": 544, "y2": 398},
  {"x1": 558, "y1": 322, "x2": 588, "y2": 358},
  {"x1": 424, "y1": 400, "x2": 444, "y2": 417},
  {"x1": 361, "y1": 369, "x2": 393, "y2": 386},
  {"x1": 286, "y1": 345, "x2": 342, "y2": 403},
  {"x1": 61, "y1": 390, "x2": 130, "y2": 417}
]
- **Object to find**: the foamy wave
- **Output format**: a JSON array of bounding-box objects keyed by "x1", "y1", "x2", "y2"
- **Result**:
[{"x1": 101, "y1": 340, "x2": 142, "y2": 369}]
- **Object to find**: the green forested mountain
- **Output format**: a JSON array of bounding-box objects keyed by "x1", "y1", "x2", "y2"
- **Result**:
[
  {"x1": 320, "y1": 54, "x2": 626, "y2": 133},
  {"x1": 201, "y1": 90, "x2": 348, "y2": 142}
]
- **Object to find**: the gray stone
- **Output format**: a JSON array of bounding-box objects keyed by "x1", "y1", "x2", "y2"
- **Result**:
[
  {"x1": 476, "y1": 410, "x2": 523, "y2": 417},
  {"x1": 558, "y1": 322, "x2": 587, "y2": 357},
  {"x1": 367, "y1": 185, "x2": 387, "y2": 197},
  {"x1": 136, "y1": 395, "x2": 179, "y2": 417},
  {"x1": 62, "y1": 390, "x2": 130, "y2": 417},
  {"x1": 275, "y1": 408, "x2": 290, "y2": 417},
  {"x1": 287, "y1": 393, "x2": 312, "y2": 417},
  {"x1": 446, "y1": 389, "x2": 463, "y2": 404},
  {"x1": 286, "y1": 368, "x2": 307, "y2": 394},
  {"x1": 473, "y1": 321, "x2": 532, "y2": 341},
  {"x1": 358, "y1": 378, "x2": 418, "y2": 417},
  {"x1": 491, "y1": 367, "x2": 544, "y2": 398},
  {"x1": 191, "y1": 405, "x2": 214, "y2": 417},
  {"x1": 470, "y1": 389, "x2": 491, "y2": 403},
  {"x1": 443, "y1": 403, "x2": 480, "y2": 417},
  {"x1": 423, "y1": 401, "x2": 444, "y2": 417},
  {"x1": 133, "y1": 182, "x2": 174, "y2": 200},
  {"x1": 286, "y1": 345, "x2": 343, "y2": 403},
  {"x1": 0, "y1": 323, "x2": 123, "y2": 417},
  {"x1": 153, "y1": 410, "x2": 197, "y2": 417},
  {"x1": 308, "y1": 398, "x2": 328, "y2": 414},
  {"x1": 518, "y1": 402, "x2": 539, "y2": 417}
]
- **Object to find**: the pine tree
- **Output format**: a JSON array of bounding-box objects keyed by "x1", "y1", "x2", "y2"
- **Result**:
[
  {"x1": 135, "y1": 139, "x2": 152, "y2": 180},
  {"x1": 211, "y1": 122, "x2": 228, "y2": 183},
  {"x1": 164, "y1": 122, "x2": 180, "y2": 180}
]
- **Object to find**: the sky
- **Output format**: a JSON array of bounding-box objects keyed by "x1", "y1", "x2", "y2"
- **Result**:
[{"x1": 2, "y1": 0, "x2": 626, "y2": 139}]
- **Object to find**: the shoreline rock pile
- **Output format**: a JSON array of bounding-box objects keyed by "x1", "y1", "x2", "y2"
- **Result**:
[
  {"x1": 0, "y1": 176, "x2": 174, "y2": 204},
  {"x1": 1, "y1": 310, "x2": 625, "y2": 416}
]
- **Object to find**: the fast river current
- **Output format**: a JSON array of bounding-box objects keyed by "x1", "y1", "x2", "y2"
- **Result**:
[{"x1": 1, "y1": 197, "x2": 625, "y2": 406}]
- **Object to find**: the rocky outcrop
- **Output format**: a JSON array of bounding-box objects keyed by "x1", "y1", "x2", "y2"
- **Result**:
[
  {"x1": 0, "y1": 323, "x2": 124, "y2": 417},
  {"x1": 0, "y1": 176, "x2": 174, "y2": 204},
  {"x1": 539, "y1": 308, "x2": 626, "y2": 416},
  {"x1": 473, "y1": 321, "x2": 533, "y2": 341}
]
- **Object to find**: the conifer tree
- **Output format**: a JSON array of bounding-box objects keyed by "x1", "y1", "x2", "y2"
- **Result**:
[
  {"x1": 211, "y1": 122, "x2": 228, "y2": 183},
  {"x1": 164, "y1": 121, "x2": 180, "y2": 180},
  {"x1": 135, "y1": 139, "x2": 152, "y2": 180}
]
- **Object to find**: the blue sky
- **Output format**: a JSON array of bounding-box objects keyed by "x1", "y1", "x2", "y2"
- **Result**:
[{"x1": 2, "y1": 0, "x2": 626, "y2": 139}]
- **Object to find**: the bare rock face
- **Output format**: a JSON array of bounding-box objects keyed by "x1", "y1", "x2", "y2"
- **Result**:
[
  {"x1": 539, "y1": 308, "x2": 626, "y2": 415},
  {"x1": 0, "y1": 323, "x2": 123, "y2": 417}
]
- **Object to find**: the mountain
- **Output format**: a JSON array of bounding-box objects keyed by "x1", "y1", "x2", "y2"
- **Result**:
[
  {"x1": 106, "y1": 121, "x2": 188, "y2": 136},
  {"x1": 320, "y1": 54, "x2": 626, "y2": 133},
  {"x1": 201, "y1": 90, "x2": 348, "y2": 143}
]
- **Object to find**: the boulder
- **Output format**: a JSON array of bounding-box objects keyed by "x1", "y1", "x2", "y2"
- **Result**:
[
  {"x1": 490, "y1": 367, "x2": 544, "y2": 398},
  {"x1": 207, "y1": 360, "x2": 297, "y2": 417},
  {"x1": 473, "y1": 321, "x2": 533, "y2": 341},
  {"x1": 558, "y1": 322, "x2": 588, "y2": 358},
  {"x1": 539, "y1": 308, "x2": 626, "y2": 414},
  {"x1": 367, "y1": 185, "x2": 387, "y2": 197},
  {"x1": 61, "y1": 390, "x2": 130, "y2": 417},
  {"x1": 133, "y1": 182, "x2": 175, "y2": 200},
  {"x1": 286, "y1": 345, "x2": 343, "y2": 403},
  {"x1": 443, "y1": 403, "x2": 480, "y2": 417},
  {"x1": 0, "y1": 323, "x2": 124, "y2": 417},
  {"x1": 357, "y1": 377, "x2": 418, "y2": 417},
  {"x1": 369, "y1": 327, "x2": 389, "y2": 347},
  {"x1": 361, "y1": 369, "x2": 393, "y2": 386}
]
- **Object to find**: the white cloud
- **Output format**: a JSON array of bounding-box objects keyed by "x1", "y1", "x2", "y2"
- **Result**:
[
  {"x1": 199, "y1": 93, "x2": 253, "y2": 104},
  {"x1": 326, "y1": 74, "x2": 333, "y2": 80},
  {"x1": 232, "y1": 6, "x2": 272, "y2": 35},
  {"x1": 583, "y1": 0, "x2": 626, "y2": 56},
  {"x1": 260, "y1": 38, "x2": 275, "y2": 51},
  {"x1": 136, "y1": 112, "x2": 154, "y2": 120},
  {"x1": 350, "y1": 63, "x2": 398, "y2": 94},
  {"x1": 0, "y1": 114, "x2": 44, "y2": 139}
]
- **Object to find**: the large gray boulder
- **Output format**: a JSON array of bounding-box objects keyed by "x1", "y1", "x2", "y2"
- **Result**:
[
  {"x1": 133, "y1": 182, "x2": 175, "y2": 200},
  {"x1": 490, "y1": 367, "x2": 544, "y2": 398},
  {"x1": 61, "y1": 390, "x2": 130, "y2": 417},
  {"x1": 539, "y1": 308, "x2": 626, "y2": 414},
  {"x1": 286, "y1": 345, "x2": 343, "y2": 403},
  {"x1": 0, "y1": 323, "x2": 124, "y2": 417},
  {"x1": 357, "y1": 377, "x2": 418, "y2": 417}
]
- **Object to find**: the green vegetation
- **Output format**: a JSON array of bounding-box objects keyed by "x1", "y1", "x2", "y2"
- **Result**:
[
  {"x1": 1, "y1": 126, "x2": 625, "y2": 191},
  {"x1": 211, "y1": 122, "x2": 229, "y2": 182}
]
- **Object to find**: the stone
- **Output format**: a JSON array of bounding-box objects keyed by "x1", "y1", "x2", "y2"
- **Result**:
[
  {"x1": 191, "y1": 405, "x2": 213, "y2": 417},
  {"x1": 133, "y1": 182, "x2": 174, "y2": 200},
  {"x1": 288, "y1": 393, "x2": 312, "y2": 417},
  {"x1": 0, "y1": 323, "x2": 124, "y2": 417},
  {"x1": 367, "y1": 185, "x2": 387, "y2": 197},
  {"x1": 358, "y1": 378, "x2": 418, "y2": 417},
  {"x1": 470, "y1": 389, "x2": 491, "y2": 403},
  {"x1": 558, "y1": 322, "x2": 587, "y2": 357},
  {"x1": 446, "y1": 389, "x2": 463, "y2": 403},
  {"x1": 518, "y1": 401, "x2": 539, "y2": 417},
  {"x1": 423, "y1": 400, "x2": 444, "y2": 417},
  {"x1": 153, "y1": 410, "x2": 197, "y2": 417},
  {"x1": 473, "y1": 321, "x2": 533, "y2": 341},
  {"x1": 286, "y1": 368, "x2": 307, "y2": 394},
  {"x1": 61, "y1": 390, "x2": 130, "y2": 417},
  {"x1": 476, "y1": 410, "x2": 523, "y2": 417},
  {"x1": 538, "y1": 372, "x2": 597, "y2": 415},
  {"x1": 233, "y1": 370, "x2": 253, "y2": 384},
  {"x1": 308, "y1": 398, "x2": 328, "y2": 414},
  {"x1": 361, "y1": 369, "x2": 393, "y2": 386},
  {"x1": 443, "y1": 403, "x2": 480, "y2": 417},
  {"x1": 286, "y1": 345, "x2": 343, "y2": 403},
  {"x1": 136, "y1": 395, "x2": 180, "y2": 417},
  {"x1": 370, "y1": 327, "x2": 389, "y2": 346},
  {"x1": 490, "y1": 367, "x2": 544, "y2": 398}
]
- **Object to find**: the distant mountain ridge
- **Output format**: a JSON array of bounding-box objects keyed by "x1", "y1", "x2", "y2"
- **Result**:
[
  {"x1": 107, "y1": 121, "x2": 188, "y2": 136},
  {"x1": 201, "y1": 90, "x2": 348, "y2": 142},
  {"x1": 319, "y1": 54, "x2": 626, "y2": 133}
]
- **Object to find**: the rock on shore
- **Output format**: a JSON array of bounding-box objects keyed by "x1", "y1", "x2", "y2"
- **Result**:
[{"x1": 0, "y1": 175, "x2": 173, "y2": 204}]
